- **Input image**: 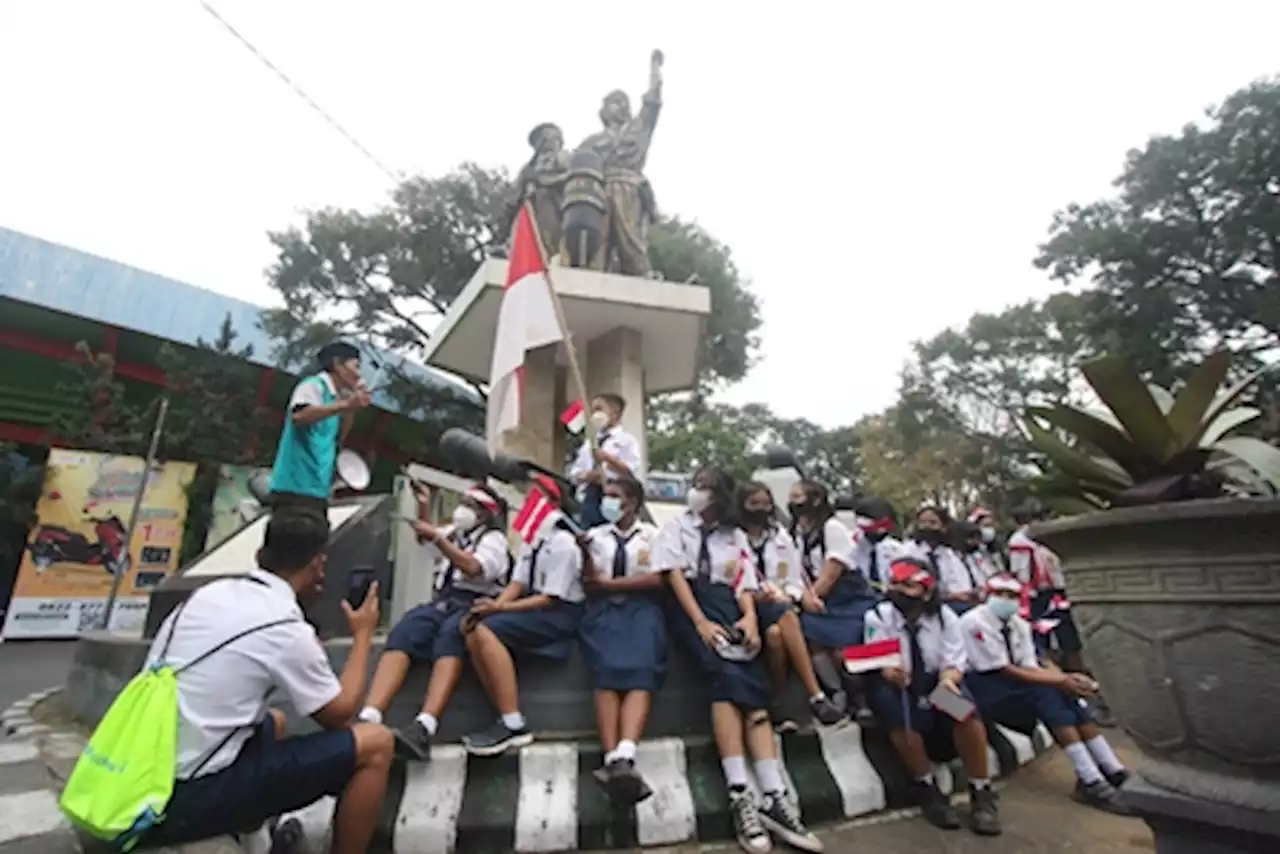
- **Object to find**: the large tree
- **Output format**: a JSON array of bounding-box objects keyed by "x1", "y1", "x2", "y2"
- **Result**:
[
  {"x1": 646, "y1": 399, "x2": 861, "y2": 493},
  {"x1": 261, "y1": 165, "x2": 763, "y2": 418},
  {"x1": 1036, "y1": 76, "x2": 1280, "y2": 387}
]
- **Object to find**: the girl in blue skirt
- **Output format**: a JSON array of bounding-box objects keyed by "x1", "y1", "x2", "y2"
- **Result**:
[
  {"x1": 658, "y1": 467, "x2": 822, "y2": 854},
  {"x1": 787, "y1": 481, "x2": 878, "y2": 688},
  {"x1": 738, "y1": 481, "x2": 843, "y2": 733},
  {"x1": 578, "y1": 477, "x2": 664, "y2": 805},
  {"x1": 462, "y1": 475, "x2": 587, "y2": 757},
  {"x1": 358, "y1": 483, "x2": 511, "y2": 761},
  {"x1": 905, "y1": 506, "x2": 980, "y2": 615}
]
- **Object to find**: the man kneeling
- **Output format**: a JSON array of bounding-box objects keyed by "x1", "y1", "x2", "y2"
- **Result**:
[
  {"x1": 960, "y1": 574, "x2": 1130, "y2": 813},
  {"x1": 139, "y1": 509, "x2": 393, "y2": 854},
  {"x1": 864, "y1": 558, "x2": 1001, "y2": 837}
]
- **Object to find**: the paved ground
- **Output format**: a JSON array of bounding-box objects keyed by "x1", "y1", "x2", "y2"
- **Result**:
[
  {"x1": 603, "y1": 732, "x2": 1154, "y2": 853},
  {"x1": 0, "y1": 640, "x2": 74, "y2": 711}
]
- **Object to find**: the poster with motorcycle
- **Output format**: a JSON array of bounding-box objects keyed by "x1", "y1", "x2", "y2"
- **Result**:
[{"x1": 2, "y1": 448, "x2": 196, "y2": 639}]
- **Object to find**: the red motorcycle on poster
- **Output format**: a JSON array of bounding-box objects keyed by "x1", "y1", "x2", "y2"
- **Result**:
[{"x1": 26, "y1": 513, "x2": 132, "y2": 577}]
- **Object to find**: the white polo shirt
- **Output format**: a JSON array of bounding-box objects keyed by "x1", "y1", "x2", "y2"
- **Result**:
[
  {"x1": 793, "y1": 517, "x2": 858, "y2": 581},
  {"x1": 569, "y1": 425, "x2": 643, "y2": 483},
  {"x1": 747, "y1": 524, "x2": 802, "y2": 597},
  {"x1": 432, "y1": 526, "x2": 510, "y2": 597},
  {"x1": 144, "y1": 570, "x2": 341, "y2": 780},
  {"x1": 513, "y1": 527, "x2": 586, "y2": 603}
]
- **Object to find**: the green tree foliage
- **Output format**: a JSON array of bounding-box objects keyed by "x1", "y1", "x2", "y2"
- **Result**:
[
  {"x1": 646, "y1": 399, "x2": 861, "y2": 493},
  {"x1": 52, "y1": 343, "x2": 149, "y2": 456},
  {"x1": 0, "y1": 444, "x2": 43, "y2": 585}
]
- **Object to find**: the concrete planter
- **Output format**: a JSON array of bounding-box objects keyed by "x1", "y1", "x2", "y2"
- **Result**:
[{"x1": 1034, "y1": 498, "x2": 1280, "y2": 852}]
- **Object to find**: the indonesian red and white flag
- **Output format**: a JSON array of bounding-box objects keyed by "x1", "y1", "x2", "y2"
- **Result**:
[
  {"x1": 486, "y1": 205, "x2": 565, "y2": 451},
  {"x1": 559, "y1": 399, "x2": 586, "y2": 435},
  {"x1": 842, "y1": 638, "x2": 904, "y2": 674},
  {"x1": 513, "y1": 480, "x2": 563, "y2": 545}
]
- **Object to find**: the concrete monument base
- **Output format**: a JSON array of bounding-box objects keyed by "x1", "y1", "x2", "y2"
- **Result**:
[{"x1": 1124, "y1": 776, "x2": 1280, "y2": 854}]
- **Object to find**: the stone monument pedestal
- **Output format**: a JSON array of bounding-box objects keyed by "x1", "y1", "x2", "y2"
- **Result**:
[
  {"x1": 421, "y1": 257, "x2": 711, "y2": 471},
  {"x1": 1124, "y1": 776, "x2": 1280, "y2": 854}
]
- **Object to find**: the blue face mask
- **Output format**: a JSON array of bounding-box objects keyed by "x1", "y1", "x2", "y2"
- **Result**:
[
  {"x1": 987, "y1": 597, "x2": 1019, "y2": 622},
  {"x1": 600, "y1": 496, "x2": 624, "y2": 523}
]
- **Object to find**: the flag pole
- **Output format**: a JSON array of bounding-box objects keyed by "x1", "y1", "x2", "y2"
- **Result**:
[{"x1": 519, "y1": 201, "x2": 600, "y2": 462}]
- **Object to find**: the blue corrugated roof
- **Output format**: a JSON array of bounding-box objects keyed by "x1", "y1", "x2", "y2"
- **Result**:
[{"x1": 0, "y1": 227, "x2": 478, "y2": 415}]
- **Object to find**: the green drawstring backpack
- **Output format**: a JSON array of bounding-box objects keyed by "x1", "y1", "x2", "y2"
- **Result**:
[{"x1": 60, "y1": 580, "x2": 296, "y2": 851}]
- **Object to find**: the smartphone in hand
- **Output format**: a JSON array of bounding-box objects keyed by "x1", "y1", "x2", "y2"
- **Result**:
[{"x1": 347, "y1": 567, "x2": 376, "y2": 609}]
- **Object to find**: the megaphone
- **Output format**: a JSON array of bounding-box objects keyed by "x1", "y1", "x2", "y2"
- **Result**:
[
  {"x1": 762, "y1": 443, "x2": 803, "y2": 475},
  {"x1": 334, "y1": 449, "x2": 371, "y2": 492}
]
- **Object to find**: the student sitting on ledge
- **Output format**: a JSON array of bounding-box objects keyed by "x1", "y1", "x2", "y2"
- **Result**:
[
  {"x1": 461, "y1": 475, "x2": 588, "y2": 757},
  {"x1": 357, "y1": 482, "x2": 512, "y2": 762},
  {"x1": 960, "y1": 574, "x2": 1130, "y2": 814}
]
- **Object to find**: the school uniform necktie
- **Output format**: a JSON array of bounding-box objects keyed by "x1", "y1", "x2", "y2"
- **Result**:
[
  {"x1": 438, "y1": 533, "x2": 468, "y2": 593},
  {"x1": 923, "y1": 547, "x2": 940, "y2": 580},
  {"x1": 696, "y1": 528, "x2": 712, "y2": 579},
  {"x1": 612, "y1": 530, "x2": 638, "y2": 579},
  {"x1": 751, "y1": 538, "x2": 768, "y2": 577},
  {"x1": 963, "y1": 552, "x2": 980, "y2": 589},
  {"x1": 867, "y1": 545, "x2": 880, "y2": 584},
  {"x1": 1000, "y1": 622, "x2": 1016, "y2": 665},
  {"x1": 905, "y1": 621, "x2": 929, "y2": 698}
]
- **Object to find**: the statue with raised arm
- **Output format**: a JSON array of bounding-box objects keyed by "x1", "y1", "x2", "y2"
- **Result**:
[{"x1": 565, "y1": 49, "x2": 664, "y2": 276}]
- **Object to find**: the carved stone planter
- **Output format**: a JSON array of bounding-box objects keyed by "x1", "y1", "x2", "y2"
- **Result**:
[{"x1": 1034, "y1": 498, "x2": 1280, "y2": 853}]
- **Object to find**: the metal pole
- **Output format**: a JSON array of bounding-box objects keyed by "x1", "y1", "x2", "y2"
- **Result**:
[{"x1": 100, "y1": 396, "x2": 169, "y2": 631}]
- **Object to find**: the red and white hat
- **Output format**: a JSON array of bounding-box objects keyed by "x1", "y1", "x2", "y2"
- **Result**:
[
  {"x1": 985, "y1": 573, "x2": 1022, "y2": 595},
  {"x1": 888, "y1": 558, "x2": 935, "y2": 591},
  {"x1": 465, "y1": 485, "x2": 502, "y2": 514}
]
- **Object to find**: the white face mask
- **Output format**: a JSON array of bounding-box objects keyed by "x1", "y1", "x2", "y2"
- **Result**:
[
  {"x1": 451, "y1": 506, "x2": 478, "y2": 531},
  {"x1": 590, "y1": 410, "x2": 609, "y2": 431},
  {"x1": 600, "y1": 496, "x2": 623, "y2": 522},
  {"x1": 686, "y1": 488, "x2": 711, "y2": 514},
  {"x1": 987, "y1": 597, "x2": 1019, "y2": 622},
  {"x1": 980, "y1": 525, "x2": 997, "y2": 543}
]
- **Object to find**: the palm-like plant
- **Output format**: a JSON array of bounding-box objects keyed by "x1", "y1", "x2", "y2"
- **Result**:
[{"x1": 1024, "y1": 352, "x2": 1280, "y2": 512}]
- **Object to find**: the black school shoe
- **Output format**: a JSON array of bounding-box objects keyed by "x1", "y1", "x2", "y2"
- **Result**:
[
  {"x1": 770, "y1": 702, "x2": 799, "y2": 734},
  {"x1": 267, "y1": 817, "x2": 310, "y2": 854},
  {"x1": 969, "y1": 784, "x2": 1002, "y2": 836},
  {"x1": 1105, "y1": 767, "x2": 1131, "y2": 789},
  {"x1": 393, "y1": 722, "x2": 433, "y2": 762},
  {"x1": 809, "y1": 695, "x2": 844, "y2": 727},
  {"x1": 1074, "y1": 778, "x2": 1130, "y2": 815},
  {"x1": 758, "y1": 792, "x2": 824, "y2": 852},
  {"x1": 592, "y1": 758, "x2": 654, "y2": 805},
  {"x1": 462, "y1": 720, "x2": 534, "y2": 757},
  {"x1": 911, "y1": 779, "x2": 961, "y2": 829}
]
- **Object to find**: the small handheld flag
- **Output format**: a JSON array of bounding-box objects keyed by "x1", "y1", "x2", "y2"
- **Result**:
[
  {"x1": 559, "y1": 400, "x2": 586, "y2": 435},
  {"x1": 843, "y1": 638, "x2": 904, "y2": 674}
]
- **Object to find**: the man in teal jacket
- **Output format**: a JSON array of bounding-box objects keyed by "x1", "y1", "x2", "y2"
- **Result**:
[{"x1": 268, "y1": 341, "x2": 372, "y2": 513}]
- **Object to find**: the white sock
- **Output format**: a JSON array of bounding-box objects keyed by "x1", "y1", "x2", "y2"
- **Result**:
[
  {"x1": 1085, "y1": 736, "x2": 1125, "y2": 774},
  {"x1": 809, "y1": 693, "x2": 826, "y2": 703},
  {"x1": 357, "y1": 706, "x2": 382, "y2": 724},
  {"x1": 1065, "y1": 742, "x2": 1104, "y2": 784},
  {"x1": 970, "y1": 777, "x2": 992, "y2": 790},
  {"x1": 603, "y1": 749, "x2": 621, "y2": 766},
  {"x1": 415, "y1": 713, "x2": 438, "y2": 735},
  {"x1": 502, "y1": 712, "x2": 526, "y2": 731},
  {"x1": 615, "y1": 739, "x2": 637, "y2": 761},
  {"x1": 753, "y1": 758, "x2": 785, "y2": 795},
  {"x1": 915, "y1": 772, "x2": 935, "y2": 785},
  {"x1": 721, "y1": 755, "x2": 749, "y2": 789}
]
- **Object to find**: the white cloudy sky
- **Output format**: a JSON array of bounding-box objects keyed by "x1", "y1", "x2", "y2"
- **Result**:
[{"x1": 2, "y1": 2, "x2": 1278, "y2": 428}]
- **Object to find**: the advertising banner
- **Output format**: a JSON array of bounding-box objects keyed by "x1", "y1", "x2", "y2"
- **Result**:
[
  {"x1": 2, "y1": 448, "x2": 196, "y2": 639},
  {"x1": 205, "y1": 465, "x2": 270, "y2": 551}
]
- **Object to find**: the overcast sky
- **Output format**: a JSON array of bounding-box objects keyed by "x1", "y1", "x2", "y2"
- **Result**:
[{"x1": 3, "y1": 2, "x2": 1278, "y2": 427}]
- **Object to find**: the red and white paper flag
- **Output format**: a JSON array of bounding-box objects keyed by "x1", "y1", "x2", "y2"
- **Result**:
[
  {"x1": 559, "y1": 399, "x2": 586, "y2": 435},
  {"x1": 486, "y1": 206, "x2": 565, "y2": 451},
  {"x1": 512, "y1": 482, "x2": 562, "y2": 545},
  {"x1": 843, "y1": 638, "x2": 904, "y2": 674}
]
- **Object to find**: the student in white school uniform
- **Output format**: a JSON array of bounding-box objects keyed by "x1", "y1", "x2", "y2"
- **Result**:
[
  {"x1": 852, "y1": 497, "x2": 907, "y2": 590},
  {"x1": 737, "y1": 482, "x2": 844, "y2": 733},
  {"x1": 864, "y1": 558, "x2": 1002, "y2": 837},
  {"x1": 788, "y1": 481, "x2": 880, "y2": 689},
  {"x1": 905, "y1": 505, "x2": 982, "y2": 615},
  {"x1": 658, "y1": 467, "x2": 823, "y2": 854},
  {"x1": 955, "y1": 521, "x2": 1001, "y2": 589},
  {"x1": 967, "y1": 507, "x2": 1006, "y2": 574},
  {"x1": 578, "y1": 477, "x2": 665, "y2": 805},
  {"x1": 461, "y1": 476, "x2": 588, "y2": 757},
  {"x1": 570, "y1": 392, "x2": 643, "y2": 527},
  {"x1": 959, "y1": 574, "x2": 1130, "y2": 814},
  {"x1": 357, "y1": 483, "x2": 512, "y2": 762}
]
